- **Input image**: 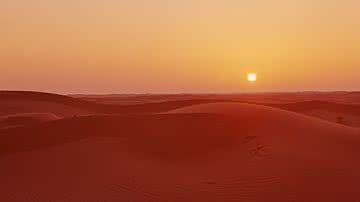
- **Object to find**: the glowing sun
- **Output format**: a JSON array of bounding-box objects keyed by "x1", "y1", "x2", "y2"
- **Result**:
[{"x1": 247, "y1": 73, "x2": 257, "y2": 82}]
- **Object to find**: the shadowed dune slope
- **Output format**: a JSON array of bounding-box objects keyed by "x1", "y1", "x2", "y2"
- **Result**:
[
  {"x1": 0, "y1": 91, "x2": 97, "y2": 107},
  {"x1": 0, "y1": 113, "x2": 250, "y2": 158},
  {"x1": 0, "y1": 91, "x2": 228, "y2": 116},
  {"x1": 1, "y1": 103, "x2": 360, "y2": 201},
  {"x1": 0, "y1": 91, "x2": 101, "y2": 117}
]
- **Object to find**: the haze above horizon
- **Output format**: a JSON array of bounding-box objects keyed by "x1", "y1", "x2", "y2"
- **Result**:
[{"x1": 1, "y1": 0, "x2": 359, "y2": 94}]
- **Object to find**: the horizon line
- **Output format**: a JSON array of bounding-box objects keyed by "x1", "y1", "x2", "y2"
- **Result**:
[{"x1": 2, "y1": 89, "x2": 360, "y2": 96}]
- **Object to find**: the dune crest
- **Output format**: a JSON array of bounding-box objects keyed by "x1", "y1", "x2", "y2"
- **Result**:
[
  {"x1": 1, "y1": 94, "x2": 360, "y2": 201},
  {"x1": 0, "y1": 113, "x2": 60, "y2": 129},
  {"x1": 167, "y1": 102, "x2": 358, "y2": 130}
]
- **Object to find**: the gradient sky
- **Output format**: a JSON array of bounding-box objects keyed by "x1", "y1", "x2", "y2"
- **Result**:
[{"x1": 1, "y1": 0, "x2": 359, "y2": 93}]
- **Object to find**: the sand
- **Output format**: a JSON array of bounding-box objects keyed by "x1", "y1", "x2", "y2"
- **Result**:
[
  {"x1": 0, "y1": 113, "x2": 60, "y2": 130},
  {"x1": 1, "y1": 91, "x2": 360, "y2": 201}
]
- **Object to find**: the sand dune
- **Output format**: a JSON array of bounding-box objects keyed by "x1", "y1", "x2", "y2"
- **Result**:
[
  {"x1": 272, "y1": 100, "x2": 360, "y2": 115},
  {"x1": 1, "y1": 102, "x2": 360, "y2": 201},
  {"x1": 271, "y1": 101, "x2": 360, "y2": 127},
  {"x1": 303, "y1": 110, "x2": 360, "y2": 127},
  {"x1": 3, "y1": 91, "x2": 360, "y2": 128},
  {"x1": 72, "y1": 92, "x2": 360, "y2": 127},
  {"x1": 73, "y1": 91, "x2": 360, "y2": 105},
  {"x1": 0, "y1": 91, "x2": 226, "y2": 116},
  {"x1": 0, "y1": 91, "x2": 99, "y2": 117},
  {"x1": 0, "y1": 113, "x2": 60, "y2": 129}
]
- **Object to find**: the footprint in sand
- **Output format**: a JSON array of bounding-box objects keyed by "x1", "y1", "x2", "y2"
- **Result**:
[{"x1": 250, "y1": 144, "x2": 267, "y2": 157}]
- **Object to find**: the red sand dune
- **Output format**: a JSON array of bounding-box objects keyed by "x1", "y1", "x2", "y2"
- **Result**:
[
  {"x1": 71, "y1": 92, "x2": 360, "y2": 127},
  {"x1": 270, "y1": 101, "x2": 360, "y2": 127},
  {"x1": 0, "y1": 113, "x2": 60, "y2": 130},
  {"x1": 0, "y1": 91, "x2": 98, "y2": 117},
  {"x1": 1, "y1": 100, "x2": 360, "y2": 201},
  {"x1": 3, "y1": 91, "x2": 360, "y2": 127},
  {"x1": 0, "y1": 91, "x2": 227, "y2": 115},
  {"x1": 72, "y1": 91, "x2": 360, "y2": 105}
]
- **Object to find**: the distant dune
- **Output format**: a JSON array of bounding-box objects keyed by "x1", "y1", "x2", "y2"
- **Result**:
[
  {"x1": 0, "y1": 91, "x2": 98, "y2": 117},
  {"x1": 1, "y1": 100, "x2": 360, "y2": 201},
  {"x1": 0, "y1": 91, "x2": 227, "y2": 116},
  {"x1": 73, "y1": 91, "x2": 360, "y2": 105},
  {"x1": 72, "y1": 92, "x2": 360, "y2": 127},
  {"x1": 3, "y1": 91, "x2": 360, "y2": 123}
]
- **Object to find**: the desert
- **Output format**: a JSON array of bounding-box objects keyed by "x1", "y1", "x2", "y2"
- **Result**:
[
  {"x1": 1, "y1": 91, "x2": 360, "y2": 201},
  {"x1": 2, "y1": 1, "x2": 360, "y2": 201}
]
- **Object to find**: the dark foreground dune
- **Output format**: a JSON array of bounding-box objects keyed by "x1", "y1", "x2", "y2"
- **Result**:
[{"x1": 1, "y1": 98, "x2": 360, "y2": 201}]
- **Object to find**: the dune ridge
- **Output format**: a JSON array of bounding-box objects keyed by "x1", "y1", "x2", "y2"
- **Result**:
[
  {"x1": 0, "y1": 102, "x2": 360, "y2": 201},
  {"x1": 0, "y1": 113, "x2": 60, "y2": 129},
  {"x1": 1, "y1": 92, "x2": 360, "y2": 201},
  {"x1": 2, "y1": 91, "x2": 360, "y2": 128},
  {"x1": 0, "y1": 91, "x2": 228, "y2": 116},
  {"x1": 1, "y1": 102, "x2": 357, "y2": 157}
]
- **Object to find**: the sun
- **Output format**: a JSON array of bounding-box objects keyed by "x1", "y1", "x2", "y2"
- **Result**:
[{"x1": 247, "y1": 73, "x2": 257, "y2": 82}]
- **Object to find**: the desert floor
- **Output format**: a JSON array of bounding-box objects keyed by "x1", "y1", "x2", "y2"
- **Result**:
[{"x1": 1, "y1": 91, "x2": 360, "y2": 202}]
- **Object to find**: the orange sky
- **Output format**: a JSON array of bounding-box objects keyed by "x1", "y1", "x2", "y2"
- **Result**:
[{"x1": 1, "y1": 0, "x2": 359, "y2": 93}]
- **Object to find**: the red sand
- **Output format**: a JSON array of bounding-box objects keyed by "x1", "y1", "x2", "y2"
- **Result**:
[
  {"x1": 1, "y1": 91, "x2": 360, "y2": 201},
  {"x1": 0, "y1": 113, "x2": 60, "y2": 130}
]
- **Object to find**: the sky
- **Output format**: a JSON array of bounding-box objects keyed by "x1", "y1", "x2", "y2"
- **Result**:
[{"x1": 1, "y1": 0, "x2": 359, "y2": 93}]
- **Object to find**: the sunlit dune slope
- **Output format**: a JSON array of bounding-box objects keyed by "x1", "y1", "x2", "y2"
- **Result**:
[
  {"x1": 271, "y1": 101, "x2": 360, "y2": 127},
  {"x1": 272, "y1": 100, "x2": 360, "y2": 114}
]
